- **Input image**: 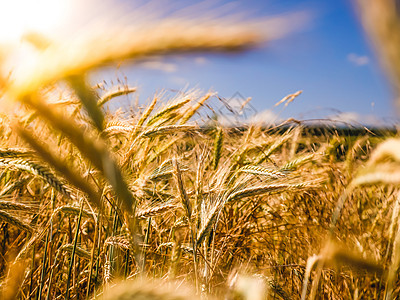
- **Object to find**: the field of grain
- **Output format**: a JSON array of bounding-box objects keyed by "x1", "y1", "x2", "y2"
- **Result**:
[{"x1": 1, "y1": 1, "x2": 400, "y2": 299}]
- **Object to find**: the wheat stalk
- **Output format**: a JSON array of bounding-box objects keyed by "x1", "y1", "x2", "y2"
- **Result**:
[
  {"x1": 68, "y1": 74, "x2": 105, "y2": 131},
  {"x1": 357, "y1": 0, "x2": 400, "y2": 109}
]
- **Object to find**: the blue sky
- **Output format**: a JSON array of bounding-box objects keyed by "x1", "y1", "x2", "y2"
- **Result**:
[
  {"x1": 0, "y1": 0, "x2": 393, "y2": 125},
  {"x1": 91, "y1": 0, "x2": 395, "y2": 125}
]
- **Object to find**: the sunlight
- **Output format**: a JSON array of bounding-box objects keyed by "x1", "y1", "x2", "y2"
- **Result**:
[{"x1": 0, "y1": 0, "x2": 70, "y2": 42}]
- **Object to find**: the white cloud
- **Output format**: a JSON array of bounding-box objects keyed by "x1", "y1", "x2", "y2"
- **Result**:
[
  {"x1": 328, "y1": 111, "x2": 385, "y2": 126},
  {"x1": 214, "y1": 110, "x2": 280, "y2": 127},
  {"x1": 194, "y1": 56, "x2": 208, "y2": 65},
  {"x1": 138, "y1": 60, "x2": 177, "y2": 73},
  {"x1": 216, "y1": 115, "x2": 238, "y2": 127},
  {"x1": 330, "y1": 111, "x2": 360, "y2": 123},
  {"x1": 248, "y1": 109, "x2": 281, "y2": 125},
  {"x1": 169, "y1": 76, "x2": 188, "y2": 86},
  {"x1": 347, "y1": 53, "x2": 369, "y2": 66}
]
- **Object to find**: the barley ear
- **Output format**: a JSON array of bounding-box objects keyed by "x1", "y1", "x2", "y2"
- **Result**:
[
  {"x1": 137, "y1": 96, "x2": 158, "y2": 127},
  {"x1": 142, "y1": 125, "x2": 196, "y2": 138},
  {"x1": 0, "y1": 210, "x2": 34, "y2": 235},
  {"x1": 239, "y1": 165, "x2": 286, "y2": 179},
  {"x1": 196, "y1": 202, "x2": 221, "y2": 245},
  {"x1": 59, "y1": 244, "x2": 91, "y2": 260},
  {"x1": 97, "y1": 86, "x2": 137, "y2": 107},
  {"x1": 21, "y1": 94, "x2": 136, "y2": 217},
  {"x1": 17, "y1": 126, "x2": 101, "y2": 207},
  {"x1": 0, "y1": 148, "x2": 33, "y2": 158},
  {"x1": 180, "y1": 92, "x2": 213, "y2": 124},
  {"x1": 212, "y1": 127, "x2": 223, "y2": 170},
  {"x1": 172, "y1": 158, "x2": 192, "y2": 220},
  {"x1": 136, "y1": 203, "x2": 176, "y2": 219},
  {"x1": 255, "y1": 133, "x2": 291, "y2": 165},
  {"x1": 0, "y1": 157, "x2": 73, "y2": 200},
  {"x1": 147, "y1": 98, "x2": 190, "y2": 126}
]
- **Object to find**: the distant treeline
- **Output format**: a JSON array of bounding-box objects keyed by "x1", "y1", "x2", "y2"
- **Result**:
[{"x1": 201, "y1": 125, "x2": 398, "y2": 137}]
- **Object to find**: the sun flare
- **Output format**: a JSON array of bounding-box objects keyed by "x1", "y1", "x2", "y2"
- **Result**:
[{"x1": 0, "y1": 0, "x2": 70, "y2": 42}]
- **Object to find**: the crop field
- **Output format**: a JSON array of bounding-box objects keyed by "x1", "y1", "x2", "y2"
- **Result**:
[
  {"x1": 1, "y1": 1, "x2": 400, "y2": 299},
  {"x1": 0, "y1": 87, "x2": 398, "y2": 300}
]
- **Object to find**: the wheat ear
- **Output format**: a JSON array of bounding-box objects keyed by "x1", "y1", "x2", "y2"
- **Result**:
[
  {"x1": 59, "y1": 244, "x2": 91, "y2": 260},
  {"x1": 53, "y1": 205, "x2": 93, "y2": 219},
  {"x1": 97, "y1": 86, "x2": 137, "y2": 107},
  {"x1": 104, "y1": 236, "x2": 131, "y2": 250},
  {"x1": 147, "y1": 98, "x2": 191, "y2": 126},
  {"x1": 136, "y1": 203, "x2": 176, "y2": 219},
  {"x1": 212, "y1": 127, "x2": 223, "y2": 170},
  {"x1": 143, "y1": 125, "x2": 196, "y2": 138},
  {"x1": 17, "y1": 126, "x2": 101, "y2": 206},
  {"x1": 196, "y1": 201, "x2": 222, "y2": 245},
  {"x1": 0, "y1": 148, "x2": 33, "y2": 158},
  {"x1": 0, "y1": 210, "x2": 34, "y2": 234},
  {"x1": 255, "y1": 133, "x2": 292, "y2": 165},
  {"x1": 103, "y1": 122, "x2": 135, "y2": 134},
  {"x1": 0, "y1": 157, "x2": 73, "y2": 200},
  {"x1": 274, "y1": 90, "x2": 302, "y2": 107},
  {"x1": 0, "y1": 201, "x2": 32, "y2": 212},
  {"x1": 172, "y1": 158, "x2": 192, "y2": 220},
  {"x1": 9, "y1": 16, "x2": 272, "y2": 98},
  {"x1": 180, "y1": 92, "x2": 213, "y2": 124},
  {"x1": 281, "y1": 153, "x2": 314, "y2": 171},
  {"x1": 21, "y1": 94, "x2": 135, "y2": 217},
  {"x1": 147, "y1": 137, "x2": 181, "y2": 164},
  {"x1": 226, "y1": 183, "x2": 310, "y2": 203},
  {"x1": 239, "y1": 165, "x2": 286, "y2": 179}
]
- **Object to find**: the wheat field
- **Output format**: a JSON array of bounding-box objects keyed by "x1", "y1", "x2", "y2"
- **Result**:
[{"x1": 0, "y1": 1, "x2": 400, "y2": 299}]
